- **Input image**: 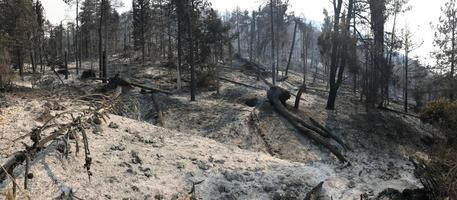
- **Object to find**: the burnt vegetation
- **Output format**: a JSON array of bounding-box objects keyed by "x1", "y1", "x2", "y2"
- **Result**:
[{"x1": 0, "y1": 0, "x2": 456, "y2": 199}]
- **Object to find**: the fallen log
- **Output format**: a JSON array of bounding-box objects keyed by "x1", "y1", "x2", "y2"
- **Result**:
[
  {"x1": 267, "y1": 86, "x2": 348, "y2": 163},
  {"x1": 218, "y1": 77, "x2": 261, "y2": 90},
  {"x1": 277, "y1": 76, "x2": 289, "y2": 82},
  {"x1": 99, "y1": 75, "x2": 173, "y2": 95},
  {"x1": 309, "y1": 117, "x2": 351, "y2": 151},
  {"x1": 378, "y1": 106, "x2": 419, "y2": 118}
]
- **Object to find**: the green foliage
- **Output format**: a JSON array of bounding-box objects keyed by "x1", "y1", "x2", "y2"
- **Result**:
[
  {"x1": 418, "y1": 99, "x2": 457, "y2": 199},
  {"x1": 420, "y1": 99, "x2": 457, "y2": 133},
  {"x1": 132, "y1": 0, "x2": 150, "y2": 51}
]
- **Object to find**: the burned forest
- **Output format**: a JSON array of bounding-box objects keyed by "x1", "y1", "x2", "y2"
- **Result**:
[{"x1": 0, "y1": 0, "x2": 456, "y2": 199}]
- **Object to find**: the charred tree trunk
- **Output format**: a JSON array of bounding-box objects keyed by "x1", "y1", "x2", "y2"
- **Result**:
[
  {"x1": 103, "y1": 50, "x2": 107, "y2": 82},
  {"x1": 268, "y1": 86, "x2": 348, "y2": 163},
  {"x1": 188, "y1": 0, "x2": 196, "y2": 101},
  {"x1": 65, "y1": 51, "x2": 68, "y2": 79},
  {"x1": 76, "y1": 0, "x2": 80, "y2": 75},
  {"x1": 325, "y1": 0, "x2": 343, "y2": 110},
  {"x1": 368, "y1": 0, "x2": 386, "y2": 107},
  {"x1": 249, "y1": 11, "x2": 256, "y2": 62},
  {"x1": 30, "y1": 51, "x2": 36, "y2": 74},
  {"x1": 270, "y1": 0, "x2": 276, "y2": 85},
  {"x1": 285, "y1": 20, "x2": 298, "y2": 77},
  {"x1": 404, "y1": 49, "x2": 408, "y2": 113},
  {"x1": 98, "y1": 0, "x2": 105, "y2": 79},
  {"x1": 294, "y1": 83, "x2": 306, "y2": 109},
  {"x1": 175, "y1": 0, "x2": 183, "y2": 90}
]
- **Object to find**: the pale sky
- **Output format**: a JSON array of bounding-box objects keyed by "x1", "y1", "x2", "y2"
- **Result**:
[{"x1": 43, "y1": 0, "x2": 446, "y2": 63}]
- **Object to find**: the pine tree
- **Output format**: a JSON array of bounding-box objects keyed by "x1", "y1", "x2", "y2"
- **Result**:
[
  {"x1": 132, "y1": 0, "x2": 150, "y2": 65},
  {"x1": 433, "y1": 0, "x2": 457, "y2": 100}
]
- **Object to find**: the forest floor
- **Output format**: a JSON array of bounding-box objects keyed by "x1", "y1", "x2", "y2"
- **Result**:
[{"x1": 0, "y1": 59, "x2": 439, "y2": 199}]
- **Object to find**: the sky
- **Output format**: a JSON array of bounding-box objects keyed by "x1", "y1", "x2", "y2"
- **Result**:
[{"x1": 42, "y1": 0, "x2": 446, "y2": 63}]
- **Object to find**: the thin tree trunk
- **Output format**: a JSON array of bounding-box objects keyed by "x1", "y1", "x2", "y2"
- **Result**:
[
  {"x1": 75, "y1": 0, "x2": 80, "y2": 75},
  {"x1": 249, "y1": 11, "x2": 256, "y2": 62},
  {"x1": 285, "y1": 20, "x2": 298, "y2": 77},
  {"x1": 325, "y1": 0, "x2": 343, "y2": 110},
  {"x1": 176, "y1": 0, "x2": 183, "y2": 90},
  {"x1": 188, "y1": 0, "x2": 196, "y2": 101},
  {"x1": 237, "y1": 12, "x2": 241, "y2": 56},
  {"x1": 99, "y1": 0, "x2": 104, "y2": 80},
  {"x1": 270, "y1": 0, "x2": 276, "y2": 85},
  {"x1": 30, "y1": 51, "x2": 35, "y2": 74},
  {"x1": 451, "y1": 22, "x2": 456, "y2": 100},
  {"x1": 17, "y1": 49, "x2": 23, "y2": 78},
  {"x1": 404, "y1": 50, "x2": 408, "y2": 112},
  {"x1": 64, "y1": 51, "x2": 68, "y2": 79},
  {"x1": 103, "y1": 50, "x2": 107, "y2": 80}
]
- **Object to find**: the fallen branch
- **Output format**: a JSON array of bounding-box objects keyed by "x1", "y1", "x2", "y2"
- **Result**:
[
  {"x1": 218, "y1": 77, "x2": 261, "y2": 90},
  {"x1": 51, "y1": 67, "x2": 65, "y2": 85},
  {"x1": 0, "y1": 89, "x2": 121, "y2": 188},
  {"x1": 129, "y1": 81, "x2": 172, "y2": 95},
  {"x1": 93, "y1": 75, "x2": 173, "y2": 95},
  {"x1": 378, "y1": 106, "x2": 419, "y2": 118},
  {"x1": 309, "y1": 117, "x2": 351, "y2": 151},
  {"x1": 267, "y1": 86, "x2": 348, "y2": 163}
]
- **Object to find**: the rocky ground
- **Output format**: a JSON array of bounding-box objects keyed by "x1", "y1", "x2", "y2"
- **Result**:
[{"x1": 0, "y1": 60, "x2": 439, "y2": 199}]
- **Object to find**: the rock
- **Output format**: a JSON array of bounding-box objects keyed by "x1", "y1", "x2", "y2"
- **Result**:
[
  {"x1": 109, "y1": 122, "x2": 119, "y2": 129},
  {"x1": 81, "y1": 70, "x2": 96, "y2": 80},
  {"x1": 131, "y1": 150, "x2": 142, "y2": 164},
  {"x1": 402, "y1": 188, "x2": 428, "y2": 200},
  {"x1": 93, "y1": 125, "x2": 103, "y2": 134},
  {"x1": 223, "y1": 171, "x2": 244, "y2": 182},
  {"x1": 139, "y1": 166, "x2": 152, "y2": 177},
  {"x1": 131, "y1": 185, "x2": 140, "y2": 192},
  {"x1": 347, "y1": 180, "x2": 356, "y2": 188},
  {"x1": 263, "y1": 182, "x2": 275, "y2": 192},
  {"x1": 138, "y1": 136, "x2": 164, "y2": 147},
  {"x1": 110, "y1": 144, "x2": 125, "y2": 151},
  {"x1": 36, "y1": 108, "x2": 53, "y2": 122},
  {"x1": 154, "y1": 193, "x2": 165, "y2": 200},
  {"x1": 272, "y1": 190, "x2": 285, "y2": 200},
  {"x1": 245, "y1": 98, "x2": 258, "y2": 107},
  {"x1": 93, "y1": 117, "x2": 102, "y2": 125},
  {"x1": 126, "y1": 168, "x2": 136, "y2": 174},
  {"x1": 214, "y1": 159, "x2": 225, "y2": 164},
  {"x1": 55, "y1": 185, "x2": 74, "y2": 200},
  {"x1": 106, "y1": 176, "x2": 119, "y2": 183},
  {"x1": 196, "y1": 160, "x2": 211, "y2": 170},
  {"x1": 119, "y1": 162, "x2": 132, "y2": 168},
  {"x1": 24, "y1": 105, "x2": 32, "y2": 111},
  {"x1": 176, "y1": 162, "x2": 185, "y2": 169},
  {"x1": 218, "y1": 184, "x2": 230, "y2": 193}
]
